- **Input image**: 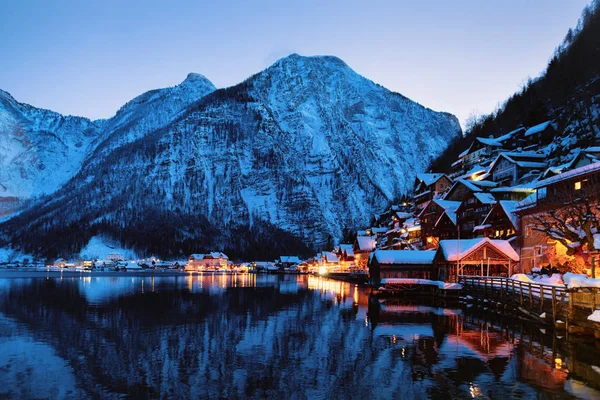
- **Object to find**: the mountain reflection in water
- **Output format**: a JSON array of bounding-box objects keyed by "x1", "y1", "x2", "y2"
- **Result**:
[{"x1": 0, "y1": 274, "x2": 599, "y2": 399}]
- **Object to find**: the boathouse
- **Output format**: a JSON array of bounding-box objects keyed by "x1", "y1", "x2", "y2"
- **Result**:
[
  {"x1": 369, "y1": 250, "x2": 436, "y2": 286},
  {"x1": 434, "y1": 237, "x2": 519, "y2": 281}
]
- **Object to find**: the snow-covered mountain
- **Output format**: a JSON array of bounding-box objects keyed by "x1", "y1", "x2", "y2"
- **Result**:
[
  {"x1": 1, "y1": 54, "x2": 460, "y2": 259},
  {"x1": 0, "y1": 73, "x2": 215, "y2": 201},
  {"x1": 0, "y1": 89, "x2": 101, "y2": 199}
]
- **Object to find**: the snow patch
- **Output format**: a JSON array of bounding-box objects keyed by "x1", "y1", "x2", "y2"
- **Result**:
[{"x1": 79, "y1": 236, "x2": 137, "y2": 260}]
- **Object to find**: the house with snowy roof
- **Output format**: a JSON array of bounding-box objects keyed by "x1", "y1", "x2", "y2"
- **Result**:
[
  {"x1": 458, "y1": 137, "x2": 504, "y2": 172},
  {"x1": 278, "y1": 255, "x2": 302, "y2": 268},
  {"x1": 434, "y1": 237, "x2": 519, "y2": 280},
  {"x1": 354, "y1": 236, "x2": 377, "y2": 270},
  {"x1": 319, "y1": 252, "x2": 339, "y2": 266},
  {"x1": 444, "y1": 178, "x2": 490, "y2": 202},
  {"x1": 486, "y1": 151, "x2": 547, "y2": 186},
  {"x1": 495, "y1": 127, "x2": 527, "y2": 150},
  {"x1": 187, "y1": 252, "x2": 229, "y2": 271},
  {"x1": 336, "y1": 244, "x2": 355, "y2": 263},
  {"x1": 368, "y1": 250, "x2": 436, "y2": 285},
  {"x1": 541, "y1": 148, "x2": 600, "y2": 180},
  {"x1": 515, "y1": 162, "x2": 600, "y2": 273},
  {"x1": 456, "y1": 192, "x2": 497, "y2": 239},
  {"x1": 473, "y1": 200, "x2": 519, "y2": 241},
  {"x1": 489, "y1": 185, "x2": 535, "y2": 201},
  {"x1": 523, "y1": 120, "x2": 556, "y2": 148},
  {"x1": 418, "y1": 199, "x2": 461, "y2": 249},
  {"x1": 413, "y1": 173, "x2": 453, "y2": 210}
]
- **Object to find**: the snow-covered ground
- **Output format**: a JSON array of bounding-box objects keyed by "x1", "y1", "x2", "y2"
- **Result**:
[{"x1": 79, "y1": 236, "x2": 137, "y2": 261}]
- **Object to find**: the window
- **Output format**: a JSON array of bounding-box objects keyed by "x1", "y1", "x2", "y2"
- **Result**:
[
  {"x1": 575, "y1": 181, "x2": 582, "y2": 191},
  {"x1": 525, "y1": 226, "x2": 532, "y2": 237}
]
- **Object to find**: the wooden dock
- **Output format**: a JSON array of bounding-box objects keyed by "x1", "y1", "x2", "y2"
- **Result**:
[{"x1": 459, "y1": 275, "x2": 600, "y2": 338}]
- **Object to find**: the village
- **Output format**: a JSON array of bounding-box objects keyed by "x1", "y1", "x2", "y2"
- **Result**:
[{"x1": 7, "y1": 120, "x2": 597, "y2": 340}]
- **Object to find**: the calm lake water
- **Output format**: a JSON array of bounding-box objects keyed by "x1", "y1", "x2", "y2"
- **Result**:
[{"x1": 0, "y1": 273, "x2": 599, "y2": 399}]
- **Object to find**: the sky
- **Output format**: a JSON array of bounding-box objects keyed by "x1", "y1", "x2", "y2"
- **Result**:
[{"x1": 0, "y1": 0, "x2": 591, "y2": 127}]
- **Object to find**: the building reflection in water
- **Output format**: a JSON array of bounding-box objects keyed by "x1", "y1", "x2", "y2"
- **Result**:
[{"x1": 0, "y1": 274, "x2": 598, "y2": 399}]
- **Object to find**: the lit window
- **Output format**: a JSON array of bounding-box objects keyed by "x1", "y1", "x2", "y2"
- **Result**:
[{"x1": 575, "y1": 181, "x2": 581, "y2": 190}]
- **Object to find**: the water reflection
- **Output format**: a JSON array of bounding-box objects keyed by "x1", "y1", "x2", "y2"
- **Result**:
[{"x1": 0, "y1": 274, "x2": 598, "y2": 399}]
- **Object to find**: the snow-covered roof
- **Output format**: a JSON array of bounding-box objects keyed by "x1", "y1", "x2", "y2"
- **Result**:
[
  {"x1": 475, "y1": 137, "x2": 502, "y2": 147},
  {"x1": 322, "y1": 252, "x2": 339, "y2": 263},
  {"x1": 514, "y1": 192, "x2": 537, "y2": 211},
  {"x1": 370, "y1": 250, "x2": 435, "y2": 265},
  {"x1": 371, "y1": 227, "x2": 388, "y2": 234},
  {"x1": 435, "y1": 209, "x2": 457, "y2": 226},
  {"x1": 488, "y1": 152, "x2": 547, "y2": 175},
  {"x1": 416, "y1": 173, "x2": 447, "y2": 187},
  {"x1": 456, "y1": 164, "x2": 488, "y2": 180},
  {"x1": 437, "y1": 238, "x2": 519, "y2": 262},
  {"x1": 451, "y1": 158, "x2": 463, "y2": 167},
  {"x1": 473, "y1": 192, "x2": 496, "y2": 205},
  {"x1": 496, "y1": 127, "x2": 526, "y2": 143},
  {"x1": 524, "y1": 120, "x2": 553, "y2": 137},
  {"x1": 458, "y1": 143, "x2": 473, "y2": 158},
  {"x1": 535, "y1": 161, "x2": 600, "y2": 188},
  {"x1": 395, "y1": 211, "x2": 413, "y2": 219},
  {"x1": 455, "y1": 179, "x2": 483, "y2": 193},
  {"x1": 473, "y1": 224, "x2": 492, "y2": 231},
  {"x1": 356, "y1": 236, "x2": 376, "y2": 251},
  {"x1": 280, "y1": 255, "x2": 301, "y2": 263},
  {"x1": 490, "y1": 185, "x2": 535, "y2": 193},
  {"x1": 338, "y1": 244, "x2": 355, "y2": 257},
  {"x1": 482, "y1": 200, "x2": 519, "y2": 230}
]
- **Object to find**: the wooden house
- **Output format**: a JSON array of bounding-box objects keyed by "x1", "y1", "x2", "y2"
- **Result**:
[
  {"x1": 354, "y1": 236, "x2": 377, "y2": 270},
  {"x1": 516, "y1": 162, "x2": 600, "y2": 273},
  {"x1": 336, "y1": 244, "x2": 355, "y2": 263},
  {"x1": 413, "y1": 173, "x2": 453, "y2": 211},
  {"x1": 456, "y1": 192, "x2": 497, "y2": 239},
  {"x1": 523, "y1": 121, "x2": 556, "y2": 148},
  {"x1": 487, "y1": 152, "x2": 547, "y2": 187},
  {"x1": 369, "y1": 250, "x2": 436, "y2": 285},
  {"x1": 434, "y1": 238, "x2": 520, "y2": 280},
  {"x1": 474, "y1": 200, "x2": 519, "y2": 240},
  {"x1": 418, "y1": 199, "x2": 461, "y2": 248}
]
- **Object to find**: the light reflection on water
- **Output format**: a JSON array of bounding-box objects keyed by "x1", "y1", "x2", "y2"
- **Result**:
[{"x1": 0, "y1": 273, "x2": 598, "y2": 399}]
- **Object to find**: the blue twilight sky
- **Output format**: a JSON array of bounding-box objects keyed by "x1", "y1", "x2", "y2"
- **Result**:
[{"x1": 0, "y1": 0, "x2": 591, "y2": 127}]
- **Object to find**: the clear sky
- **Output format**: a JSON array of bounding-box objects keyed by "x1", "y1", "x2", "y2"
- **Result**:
[{"x1": 0, "y1": 0, "x2": 591, "y2": 127}]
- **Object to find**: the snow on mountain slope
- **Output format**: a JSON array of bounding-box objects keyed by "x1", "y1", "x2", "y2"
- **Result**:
[
  {"x1": 0, "y1": 89, "x2": 101, "y2": 198},
  {"x1": 2, "y1": 54, "x2": 461, "y2": 258},
  {"x1": 0, "y1": 74, "x2": 215, "y2": 202}
]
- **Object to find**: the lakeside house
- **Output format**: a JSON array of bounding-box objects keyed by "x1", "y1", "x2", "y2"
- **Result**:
[
  {"x1": 369, "y1": 250, "x2": 436, "y2": 286},
  {"x1": 434, "y1": 237, "x2": 520, "y2": 281},
  {"x1": 516, "y1": 162, "x2": 600, "y2": 273},
  {"x1": 187, "y1": 252, "x2": 229, "y2": 271}
]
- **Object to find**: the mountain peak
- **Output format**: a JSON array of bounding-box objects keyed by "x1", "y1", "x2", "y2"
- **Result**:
[
  {"x1": 274, "y1": 53, "x2": 348, "y2": 69},
  {"x1": 183, "y1": 72, "x2": 213, "y2": 86}
]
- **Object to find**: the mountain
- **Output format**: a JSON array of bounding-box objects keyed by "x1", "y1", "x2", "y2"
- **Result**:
[
  {"x1": 431, "y1": 0, "x2": 600, "y2": 171},
  {"x1": 0, "y1": 54, "x2": 461, "y2": 260},
  {"x1": 0, "y1": 89, "x2": 101, "y2": 200},
  {"x1": 0, "y1": 73, "x2": 215, "y2": 210}
]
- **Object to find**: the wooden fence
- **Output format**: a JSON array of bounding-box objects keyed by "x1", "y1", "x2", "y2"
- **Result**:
[{"x1": 458, "y1": 275, "x2": 600, "y2": 330}]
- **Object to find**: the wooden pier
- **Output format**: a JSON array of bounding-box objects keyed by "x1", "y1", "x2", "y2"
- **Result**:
[{"x1": 459, "y1": 275, "x2": 600, "y2": 338}]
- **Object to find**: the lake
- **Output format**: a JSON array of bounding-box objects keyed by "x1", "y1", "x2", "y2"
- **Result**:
[{"x1": 0, "y1": 272, "x2": 599, "y2": 399}]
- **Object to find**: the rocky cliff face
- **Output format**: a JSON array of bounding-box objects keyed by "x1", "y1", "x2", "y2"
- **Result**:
[{"x1": 1, "y1": 54, "x2": 460, "y2": 259}]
